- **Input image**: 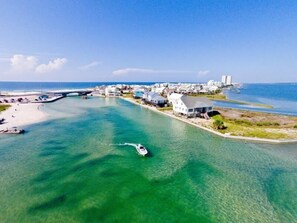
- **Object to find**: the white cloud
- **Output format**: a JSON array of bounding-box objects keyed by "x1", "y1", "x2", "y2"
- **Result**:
[
  {"x1": 197, "y1": 70, "x2": 210, "y2": 77},
  {"x1": 112, "y1": 68, "x2": 191, "y2": 76},
  {"x1": 79, "y1": 61, "x2": 101, "y2": 70},
  {"x1": 8, "y1": 54, "x2": 67, "y2": 74},
  {"x1": 35, "y1": 58, "x2": 67, "y2": 73},
  {"x1": 10, "y1": 54, "x2": 38, "y2": 73}
]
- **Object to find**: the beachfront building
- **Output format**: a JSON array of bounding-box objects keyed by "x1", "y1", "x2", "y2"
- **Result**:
[
  {"x1": 142, "y1": 92, "x2": 167, "y2": 106},
  {"x1": 133, "y1": 90, "x2": 144, "y2": 99},
  {"x1": 105, "y1": 86, "x2": 121, "y2": 97},
  {"x1": 172, "y1": 95, "x2": 213, "y2": 117},
  {"x1": 168, "y1": 93, "x2": 183, "y2": 104},
  {"x1": 151, "y1": 86, "x2": 166, "y2": 94}
]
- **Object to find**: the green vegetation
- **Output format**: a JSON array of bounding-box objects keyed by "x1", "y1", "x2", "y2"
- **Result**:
[
  {"x1": 213, "y1": 119, "x2": 225, "y2": 130},
  {"x1": 256, "y1": 122, "x2": 280, "y2": 127},
  {"x1": 189, "y1": 93, "x2": 227, "y2": 101},
  {"x1": 294, "y1": 125, "x2": 297, "y2": 129},
  {"x1": 225, "y1": 118, "x2": 280, "y2": 127},
  {"x1": 0, "y1": 104, "x2": 10, "y2": 113},
  {"x1": 121, "y1": 93, "x2": 133, "y2": 98},
  {"x1": 210, "y1": 114, "x2": 288, "y2": 139},
  {"x1": 157, "y1": 106, "x2": 173, "y2": 111}
]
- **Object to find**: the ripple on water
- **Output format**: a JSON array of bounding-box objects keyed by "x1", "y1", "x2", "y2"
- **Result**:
[{"x1": 0, "y1": 97, "x2": 297, "y2": 222}]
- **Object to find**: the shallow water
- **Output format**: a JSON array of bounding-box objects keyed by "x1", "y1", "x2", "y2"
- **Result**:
[
  {"x1": 222, "y1": 83, "x2": 297, "y2": 116},
  {"x1": 0, "y1": 97, "x2": 297, "y2": 222}
]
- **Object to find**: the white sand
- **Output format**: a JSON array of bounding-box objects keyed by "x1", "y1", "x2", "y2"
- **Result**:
[{"x1": 0, "y1": 103, "x2": 48, "y2": 130}]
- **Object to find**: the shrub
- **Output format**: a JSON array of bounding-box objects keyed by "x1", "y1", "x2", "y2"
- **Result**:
[
  {"x1": 213, "y1": 120, "x2": 225, "y2": 130},
  {"x1": 294, "y1": 125, "x2": 297, "y2": 129},
  {"x1": 234, "y1": 119, "x2": 253, "y2": 126},
  {"x1": 256, "y1": 122, "x2": 280, "y2": 127}
]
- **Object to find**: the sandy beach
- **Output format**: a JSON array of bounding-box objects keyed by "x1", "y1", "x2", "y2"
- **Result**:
[{"x1": 0, "y1": 103, "x2": 48, "y2": 130}]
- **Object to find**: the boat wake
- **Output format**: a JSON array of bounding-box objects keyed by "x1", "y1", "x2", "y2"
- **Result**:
[
  {"x1": 109, "y1": 143, "x2": 138, "y2": 148},
  {"x1": 110, "y1": 143, "x2": 148, "y2": 156}
]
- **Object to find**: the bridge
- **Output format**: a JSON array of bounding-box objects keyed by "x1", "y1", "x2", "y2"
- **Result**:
[{"x1": 46, "y1": 89, "x2": 93, "y2": 97}]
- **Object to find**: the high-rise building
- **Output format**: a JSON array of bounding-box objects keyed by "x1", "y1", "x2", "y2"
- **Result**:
[
  {"x1": 226, "y1": 75, "x2": 232, "y2": 85},
  {"x1": 221, "y1": 75, "x2": 232, "y2": 85},
  {"x1": 221, "y1": 75, "x2": 227, "y2": 84}
]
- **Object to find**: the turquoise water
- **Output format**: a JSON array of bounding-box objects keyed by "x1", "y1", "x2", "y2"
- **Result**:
[{"x1": 1, "y1": 97, "x2": 297, "y2": 222}]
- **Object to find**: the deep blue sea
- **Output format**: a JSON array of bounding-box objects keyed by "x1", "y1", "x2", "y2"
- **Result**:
[{"x1": 0, "y1": 81, "x2": 156, "y2": 91}]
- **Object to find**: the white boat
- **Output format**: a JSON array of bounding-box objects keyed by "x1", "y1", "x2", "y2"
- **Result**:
[{"x1": 135, "y1": 144, "x2": 148, "y2": 156}]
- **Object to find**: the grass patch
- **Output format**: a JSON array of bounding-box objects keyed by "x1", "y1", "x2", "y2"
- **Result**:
[
  {"x1": 232, "y1": 119, "x2": 253, "y2": 126},
  {"x1": 122, "y1": 93, "x2": 133, "y2": 98},
  {"x1": 0, "y1": 104, "x2": 10, "y2": 113},
  {"x1": 210, "y1": 113, "x2": 288, "y2": 139},
  {"x1": 256, "y1": 122, "x2": 280, "y2": 127},
  {"x1": 211, "y1": 114, "x2": 224, "y2": 121},
  {"x1": 189, "y1": 93, "x2": 227, "y2": 100},
  {"x1": 294, "y1": 125, "x2": 297, "y2": 129},
  {"x1": 157, "y1": 106, "x2": 173, "y2": 111},
  {"x1": 241, "y1": 129, "x2": 286, "y2": 139}
]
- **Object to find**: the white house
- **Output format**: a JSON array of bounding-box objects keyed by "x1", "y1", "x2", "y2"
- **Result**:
[
  {"x1": 142, "y1": 92, "x2": 167, "y2": 106},
  {"x1": 168, "y1": 93, "x2": 183, "y2": 104},
  {"x1": 105, "y1": 86, "x2": 121, "y2": 97},
  {"x1": 172, "y1": 95, "x2": 213, "y2": 117}
]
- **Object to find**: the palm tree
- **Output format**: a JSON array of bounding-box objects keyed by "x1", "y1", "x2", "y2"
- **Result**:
[{"x1": 213, "y1": 120, "x2": 225, "y2": 130}]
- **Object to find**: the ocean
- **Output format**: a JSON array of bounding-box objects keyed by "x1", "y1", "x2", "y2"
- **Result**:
[
  {"x1": 0, "y1": 81, "x2": 157, "y2": 92},
  {"x1": 0, "y1": 97, "x2": 297, "y2": 222}
]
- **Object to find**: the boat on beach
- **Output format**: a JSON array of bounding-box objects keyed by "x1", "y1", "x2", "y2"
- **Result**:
[{"x1": 0, "y1": 127, "x2": 25, "y2": 134}]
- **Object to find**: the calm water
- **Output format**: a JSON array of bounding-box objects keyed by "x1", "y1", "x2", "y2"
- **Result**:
[
  {"x1": 0, "y1": 97, "x2": 297, "y2": 222},
  {"x1": 220, "y1": 83, "x2": 297, "y2": 116}
]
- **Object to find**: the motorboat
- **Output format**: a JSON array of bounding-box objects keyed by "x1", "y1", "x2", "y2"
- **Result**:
[{"x1": 135, "y1": 144, "x2": 148, "y2": 156}]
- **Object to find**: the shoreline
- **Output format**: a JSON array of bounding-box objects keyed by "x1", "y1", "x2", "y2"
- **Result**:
[
  {"x1": 0, "y1": 103, "x2": 48, "y2": 131},
  {"x1": 120, "y1": 97, "x2": 297, "y2": 144}
]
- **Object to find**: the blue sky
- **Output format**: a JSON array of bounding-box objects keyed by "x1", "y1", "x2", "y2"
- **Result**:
[{"x1": 0, "y1": 0, "x2": 297, "y2": 83}]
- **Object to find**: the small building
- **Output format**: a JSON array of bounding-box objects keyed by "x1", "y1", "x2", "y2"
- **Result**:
[
  {"x1": 142, "y1": 92, "x2": 167, "y2": 106},
  {"x1": 172, "y1": 95, "x2": 213, "y2": 117},
  {"x1": 105, "y1": 86, "x2": 121, "y2": 97},
  {"x1": 168, "y1": 93, "x2": 183, "y2": 104},
  {"x1": 133, "y1": 91, "x2": 144, "y2": 99}
]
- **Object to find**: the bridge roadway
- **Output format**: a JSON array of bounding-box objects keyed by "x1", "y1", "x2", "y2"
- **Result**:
[{"x1": 46, "y1": 89, "x2": 93, "y2": 96}]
